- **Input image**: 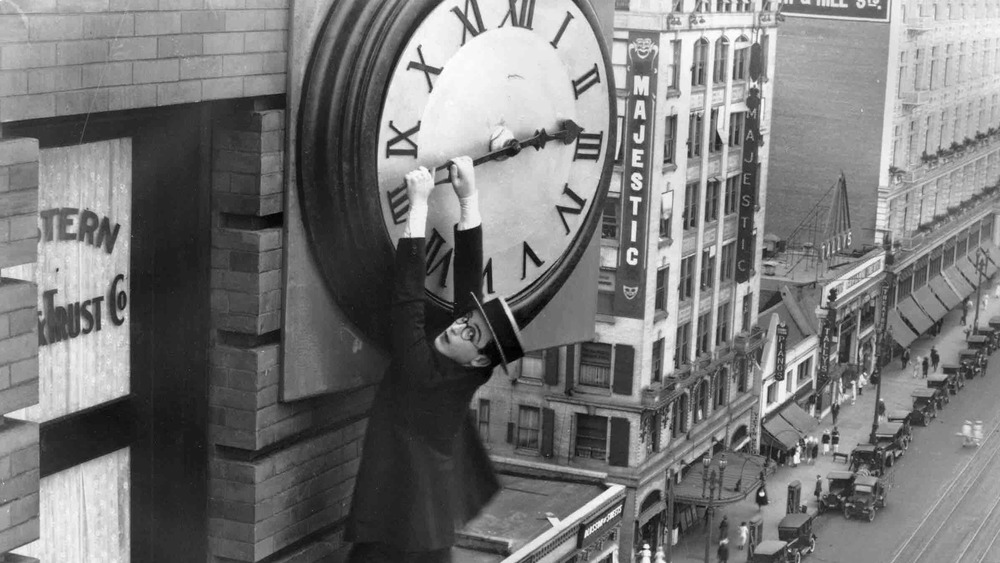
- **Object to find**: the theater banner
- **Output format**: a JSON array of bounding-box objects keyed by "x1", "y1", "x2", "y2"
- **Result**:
[
  {"x1": 613, "y1": 30, "x2": 659, "y2": 319},
  {"x1": 777, "y1": 0, "x2": 890, "y2": 22},
  {"x1": 735, "y1": 86, "x2": 760, "y2": 283}
]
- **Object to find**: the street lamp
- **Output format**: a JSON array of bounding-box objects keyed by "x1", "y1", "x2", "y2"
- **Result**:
[
  {"x1": 870, "y1": 245, "x2": 896, "y2": 444},
  {"x1": 973, "y1": 247, "x2": 987, "y2": 335},
  {"x1": 702, "y1": 452, "x2": 727, "y2": 563}
]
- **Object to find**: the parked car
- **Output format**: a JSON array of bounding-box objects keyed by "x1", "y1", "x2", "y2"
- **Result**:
[
  {"x1": 927, "y1": 374, "x2": 957, "y2": 397},
  {"x1": 818, "y1": 471, "x2": 855, "y2": 514},
  {"x1": 873, "y1": 421, "x2": 910, "y2": 456},
  {"x1": 843, "y1": 475, "x2": 888, "y2": 522},
  {"x1": 886, "y1": 410, "x2": 913, "y2": 433},
  {"x1": 777, "y1": 513, "x2": 817, "y2": 557},
  {"x1": 751, "y1": 540, "x2": 802, "y2": 563},
  {"x1": 909, "y1": 389, "x2": 938, "y2": 426},
  {"x1": 967, "y1": 333, "x2": 993, "y2": 355},
  {"x1": 849, "y1": 444, "x2": 894, "y2": 476},
  {"x1": 941, "y1": 365, "x2": 966, "y2": 390}
]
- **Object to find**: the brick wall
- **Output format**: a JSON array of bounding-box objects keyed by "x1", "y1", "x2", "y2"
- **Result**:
[
  {"x1": 0, "y1": 0, "x2": 288, "y2": 123},
  {"x1": 0, "y1": 138, "x2": 41, "y2": 562},
  {"x1": 206, "y1": 109, "x2": 373, "y2": 562}
]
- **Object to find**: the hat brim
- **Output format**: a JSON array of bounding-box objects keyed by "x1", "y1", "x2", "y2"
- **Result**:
[{"x1": 470, "y1": 292, "x2": 524, "y2": 374}]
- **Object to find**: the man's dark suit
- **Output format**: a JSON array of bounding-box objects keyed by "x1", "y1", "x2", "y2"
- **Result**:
[{"x1": 346, "y1": 225, "x2": 500, "y2": 553}]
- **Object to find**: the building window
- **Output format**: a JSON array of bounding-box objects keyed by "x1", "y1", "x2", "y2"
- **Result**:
[
  {"x1": 602, "y1": 198, "x2": 618, "y2": 239},
  {"x1": 729, "y1": 112, "x2": 744, "y2": 147},
  {"x1": 688, "y1": 112, "x2": 704, "y2": 158},
  {"x1": 785, "y1": 371, "x2": 793, "y2": 393},
  {"x1": 664, "y1": 115, "x2": 677, "y2": 164},
  {"x1": 598, "y1": 268, "x2": 614, "y2": 315},
  {"x1": 742, "y1": 293, "x2": 752, "y2": 331},
  {"x1": 765, "y1": 382, "x2": 776, "y2": 405},
  {"x1": 705, "y1": 179, "x2": 720, "y2": 222},
  {"x1": 696, "y1": 312, "x2": 711, "y2": 356},
  {"x1": 693, "y1": 379, "x2": 709, "y2": 422},
  {"x1": 478, "y1": 399, "x2": 490, "y2": 440},
  {"x1": 692, "y1": 38, "x2": 709, "y2": 86},
  {"x1": 796, "y1": 358, "x2": 812, "y2": 385},
  {"x1": 660, "y1": 190, "x2": 673, "y2": 240},
  {"x1": 724, "y1": 176, "x2": 739, "y2": 215},
  {"x1": 700, "y1": 249, "x2": 715, "y2": 289},
  {"x1": 683, "y1": 181, "x2": 699, "y2": 230},
  {"x1": 680, "y1": 255, "x2": 695, "y2": 300},
  {"x1": 579, "y1": 342, "x2": 612, "y2": 387},
  {"x1": 716, "y1": 302, "x2": 730, "y2": 344},
  {"x1": 944, "y1": 44, "x2": 952, "y2": 87},
  {"x1": 671, "y1": 394, "x2": 688, "y2": 436},
  {"x1": 652, "y1": 338, "x2": 664, "y2": 382},
  {"x1": 709, "y1": 108, "x2": 724, "y2": 153},
  {"x1": 929, "y1": 46, "x2": 939, "y2": 89},
  {"x1": 519, "y1": 350, "x2": 545, "y2": 380},
  {"x1": 760, "y1": 34, "x2": 769, "y2": 78},
  {"x1": 675, "y1": 322, "x2": 691, "y2": 368},
  {"x1": 655, "y1": 266, "x2": 668, "y2": 312},
  {"x1": 720, "y1": 241, "x2": 735, "y2": 281},
  {"x1": 668, "y1": 39, "x2": 681, "y2": 90},
  {"x1": 713, "y1": 37, "x2": 729, "y2": 84},
  {"x1": 733, "y1": 43, "x2": 748, "y2": 80},
  {"x1": 913, "y1": 48, "x2": 924, "y2": 91},
  {"x1": 517, "y1": 405, "x2": 540, "y2": 450},
  {"x1": 713, "y1": 368, "x2": 726, "y2": 407},
  {"x1": 575, "y1": 414, "x2": 608, "y2": 460}
]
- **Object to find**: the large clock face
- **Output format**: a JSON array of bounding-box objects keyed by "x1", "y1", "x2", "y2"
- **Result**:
[
  {"x1": 298, "y1": 0, "x2": 614, "y2": 342},
  {"x1": 376, "y1": 0, "x2": 613, "y2": 307}
]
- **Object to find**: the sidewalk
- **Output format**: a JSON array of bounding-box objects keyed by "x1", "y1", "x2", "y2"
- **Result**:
[{"x1": 665, "y1": 281, "x2": 1000, "y2": 563}]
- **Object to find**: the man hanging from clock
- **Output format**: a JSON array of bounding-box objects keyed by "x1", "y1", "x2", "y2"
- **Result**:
[{"x1": 346, "y1": 155, "x2": 527, "y2": 562}]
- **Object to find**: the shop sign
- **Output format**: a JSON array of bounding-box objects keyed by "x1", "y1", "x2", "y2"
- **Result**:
[
  {"x1": 774, "y1": 323, "x2": 788, "y2": 381},
  {"x1": 735, "y1": 84, "x2": 761, "y2": 283},
  {"x1": 777, "y1": 0, "x2": 890, "y2": 21},
  {"x1": 578, "y1": 499, "x2": 625, "y2": 549},
  {"x1": 614, "y1": 30, "x2": 659, "y2": 318}
]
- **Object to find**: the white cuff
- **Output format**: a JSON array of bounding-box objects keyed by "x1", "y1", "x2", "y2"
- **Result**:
[
  {"x1": 403, "y1": 202, "x2": 429, "y2": 238},
  {"x1": 457, "y1": 192, "x2": 481, "y2": 231}
]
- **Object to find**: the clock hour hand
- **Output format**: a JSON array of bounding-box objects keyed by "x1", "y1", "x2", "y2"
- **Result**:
[{"x1": 430, "y1": 119, "x2": 583, "y2": 185}]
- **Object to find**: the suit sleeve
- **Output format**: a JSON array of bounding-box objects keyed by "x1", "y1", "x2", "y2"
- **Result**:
[
  {"x1": 391, "y1": 238, "x2": 436, "y2": 384},
  {"x1": 452, "y1": 225, "x2": 483, "y2": 317}
]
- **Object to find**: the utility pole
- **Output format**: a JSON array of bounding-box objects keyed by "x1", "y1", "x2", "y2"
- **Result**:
[
  {"x1": 870, "y1": 243, "x2": 896, "y2": 444},
  {"x1": 664, "y1": 468, "x2": 674, "y2": 563},
  {"x1": 973, "y1": 247, "x2": 987, "y2": 335}
]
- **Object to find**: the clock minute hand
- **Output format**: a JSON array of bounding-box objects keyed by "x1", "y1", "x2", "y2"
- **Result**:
[{"x1": 430, "y1": 119, "x2": 583, "y2": 185}]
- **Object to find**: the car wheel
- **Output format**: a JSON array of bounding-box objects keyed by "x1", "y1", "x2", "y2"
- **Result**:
[
  {"x1": 843, "y1": 507, "x2": 850, "y2": 519},
  {"x1": 794, "y1": 551, "x2": 802, "y2": 563},
  {"x1": 868, "y1": 509, "x2": 876, "y2": 522},
  {"x1": 809, "y1": 538, "x2": 816, "y2": 553},
  {"x1": 818, "y1": 503, "x2": 826, "y2": 514}
]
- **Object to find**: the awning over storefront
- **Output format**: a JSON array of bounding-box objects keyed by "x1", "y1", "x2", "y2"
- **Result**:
[
  {"x1": 912, "y1": 286, "x2": 949, "y2": 323},
  {"x1": 955, "y1": 257, "x2": 983, "y2": 289},
  {"x1": 943, "y1": 266, "x2": 975, "y2": 299},
  {"x1": 897, "y1": 296, "x2": 934, "y2": 335},
  {"x1": 761, "y1": 415, "x2": 799, "y2": 452},
  {"x1": 778, "y1": 402, "x2": 819, "y2": 437},
  {"x1": 887, "y1": 309, "x2": 920, "y2": 348},
  {"x1": 673, "y1": 452, "x2": 767, "y2": 506},
  {"x1": 929, "y1": 275, "x2": 962, "y2": 310},
  {"x1": 982, "y1": 242, "x2": 1000, "y2": 270}
]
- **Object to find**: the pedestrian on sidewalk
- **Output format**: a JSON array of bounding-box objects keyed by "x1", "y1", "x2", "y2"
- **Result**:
[
  {"x1": 922, "y1": 356, "x2": 929, "y2": 378},
  {"x1": 832, "y1": 427, "x2": 841, "y2": 454},
  {"x1": 850, "y1": 378, "x2": 857, "y2": 405},
  {"x1": 902, "y1": 347, "x2": 911, "y2": 369},
  {"x1": 822, "y1": 429, "x2": 831, "y2": 455},
  {"x1": 814, "y1": 474, "x2": 823, "y2": 504},
  {"x1": 831, "y1": 402, "x2": 840, "y2": 425},
  {"x1": 858, "y1": 371, "x2": 867, "y2": 396},
  {"x1": 994, "y1": 284, "x2": 1000, "y2": 301},
  {"x1": 963, "y1": 298, "x2": 971, "y2": 325},
  {"x1": 719, "y1": 514, "x2": 729, "y2": 542},
  {"x1": 792, "y1": 446, "x2": 801, "y2": 467},
  {"x1": 808, "y1": 393, "x2": 817, "y2": 417},
  {"x1": 737, "y1": 522, "x2": 749, "y2": 551},
  {"x1": 717, "y1": 538, "x2": 730, "y2": 563},
  {"x1": 756, "y1": 485, "x2": 769, "y2": 510},
  {"x1": 984, "y1": 294, "x2": 990, "y2": 311},
  {"x1": 931, "y1": 347, "x2": 940, "y2": 372},
  {"x1": 912, "y1": 356, "x2": 922, "y2": 379},
  {"x1": 877, "y1": 399, "x2": 886, "y2": 422},
  {"x1": 811, "y1": 438, "x2": 820, "y2": 463}
]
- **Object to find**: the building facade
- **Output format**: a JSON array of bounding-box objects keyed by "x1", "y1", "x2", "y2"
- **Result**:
[
  {"x1": 767, "y1": 0, "x2": 1000, "y2": 340},
  {"x1": 474, "y1": 0, "x2": 780, "y2": 560}
]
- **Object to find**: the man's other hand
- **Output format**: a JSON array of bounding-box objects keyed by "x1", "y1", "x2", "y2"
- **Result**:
[
  {"x1": 449, "y1": 156, "x2": 476, "y2": 199},
  {"x1": 405, "y1": 167, "x2": 435, "y2": 206}
]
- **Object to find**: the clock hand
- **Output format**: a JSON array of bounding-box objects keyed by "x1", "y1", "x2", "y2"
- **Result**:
[{"x1": 428, "y1": 119, "x2": 583, "y2": 186}]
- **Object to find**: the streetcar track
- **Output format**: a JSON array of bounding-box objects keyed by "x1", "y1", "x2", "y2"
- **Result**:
[
  {"x1": 888, "y1": 405, "x2": 1000, "y2": 563},
  {"x1": 975, "y1": 514, "x2": 1000, "y2": 563},
  {"x1": 954, "y1": 480, "x2": 1000, "y2": 563}
]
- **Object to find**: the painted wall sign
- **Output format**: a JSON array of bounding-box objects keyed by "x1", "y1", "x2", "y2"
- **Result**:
[
  {"x1": 736, "y1": 86, "x2": 760, "y2": 283},
  {"x1": 578, "y1": 499, "x2": 625, "y2": 549},
  {"x1": 777, "y1": 0, "x2": 889, "y2": 22},
  {"x1": 613, "y1": 30, "x2": 659, "y2": 319},
  {"x1": 774, "y1": 323, "x2": 788, "y2": 381},
  {"x1": 9, "y1": 139, "x2": 131, "y2": 423}
]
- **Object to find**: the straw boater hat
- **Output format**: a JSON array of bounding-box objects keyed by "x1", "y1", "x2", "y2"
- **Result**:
[{"x1": 470, "y1": 293, "x2": 526, "y2": 373}]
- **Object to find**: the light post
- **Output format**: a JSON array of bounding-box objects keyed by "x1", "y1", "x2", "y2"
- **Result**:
[
  {"x1": 815, "y1": 289, "x2": 839, "y2": 416},
  {"x1": 701, "y1": 452, "x2": 727, "y2": 563},
  {"x1": 664, "y1": 467, "x2": 674, "y2": 563},
  {"x1": 973, "y1": 247, "x2": 987, "y2": 335},
  {"x1": 870, "y1": 263, "x2": 895, "y2": 444}
]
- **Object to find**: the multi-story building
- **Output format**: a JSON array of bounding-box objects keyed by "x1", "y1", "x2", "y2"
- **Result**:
[
  {"x1": 474, "y1": 0, "x2": 781, "y2": 559},
  {"x1": 767, "y1": 0, "x2": 1000, "y2": 342}
]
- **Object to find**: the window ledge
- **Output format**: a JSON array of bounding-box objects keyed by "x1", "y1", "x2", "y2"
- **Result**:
[
  {"x1": 574, "y1": 385, "x2": 613, "y2": 397},
  {"x1": 661, "y1": 163, "x2": 677, "y2": 173},
  {"x1": 516, "y1": 378, "x2": 544, "y2": 387},
  {"x1": 596, "y1": 314, "x2": 616, "y2": 325},
  {"x1": 654, "y1": 310, "x2": 669, "y2": 322},
  {"x1": 665, "y1": 88, "x2": 682, "y2": 99},
  {"x1": 515, "y1": 448, "x2": 541, "y2": 458},
  {"x1": 659, "y1": 237, "x2": 673, "y2": 248}
]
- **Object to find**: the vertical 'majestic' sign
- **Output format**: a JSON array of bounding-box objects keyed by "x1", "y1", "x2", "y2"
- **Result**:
[
  {"x1": 614, "y1": 30, "x2": 659, "y2": 318},
  {"x1": 736, "y1": 43, "x2": 763, "y2": 283}
]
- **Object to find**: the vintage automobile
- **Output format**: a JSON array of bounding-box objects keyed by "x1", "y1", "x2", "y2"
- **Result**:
[
  {"x1": 960, "y1": 349, "x2": 987, "y2": 376},
  {"x1": 849, "y1": 443, "x2": 895, "y2": 476},
  {"x1": 818, "y1": 471, "x2": 855, "y2": 514},
  {"x1": 843, "y1": 475, "x2": 888, "y2": 522},
  {"x1": 886, "y1": 410, "x2": 913, "y2": 434},
  {"x1": 927, "y1": 373, "x2": 958, "y2": 396},
  {"x1": 751, "y1": 540, "x2": 803, "y2": 563},
  {"x1": 968, "y1": 334, "x2": 993, "y2": 355},
  {"x1": 874, "y1": 421, "x2": 910, "y2": 453},
  {"x1": 908, "y1": 391, "x2": 937, "y2": 425},
  {"x1": 778, "y1": 513, "x2": 817, "y2": 556},
  {"x1": 941, "y1": 365, "x2": 966, "y2": 391}
]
